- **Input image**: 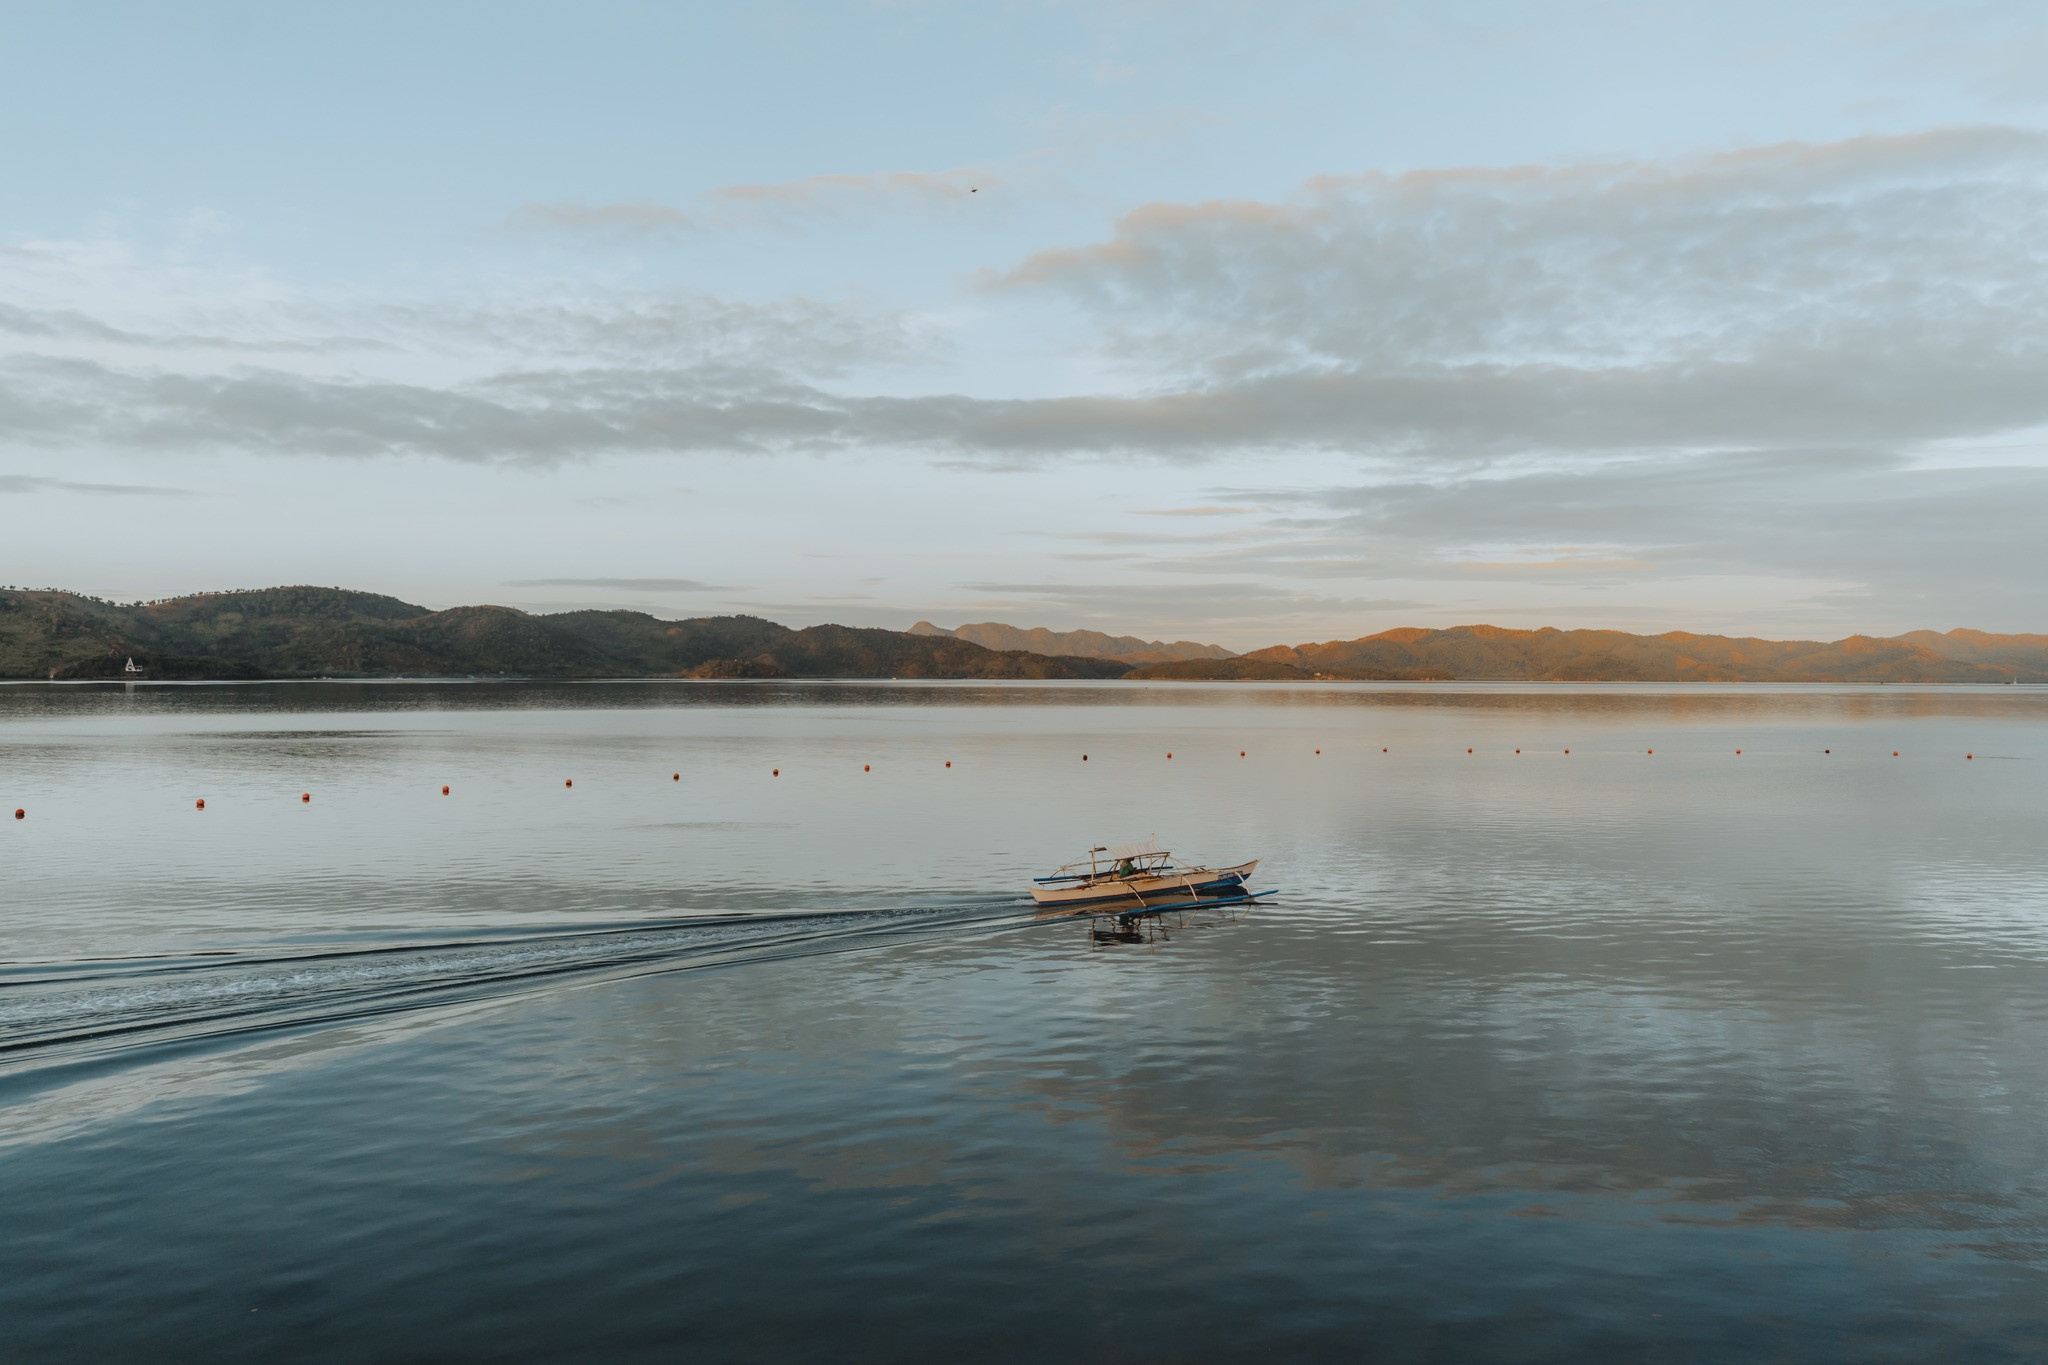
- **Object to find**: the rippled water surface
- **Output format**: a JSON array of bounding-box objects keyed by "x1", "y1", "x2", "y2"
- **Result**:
[{"x1": 4, "y1": 680, "x2": 2047, "y2": 1361}]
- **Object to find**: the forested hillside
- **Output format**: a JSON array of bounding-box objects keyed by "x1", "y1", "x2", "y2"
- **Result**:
[{"x1": 0, "y1": 587, "x2": 1129, "y2": 680}]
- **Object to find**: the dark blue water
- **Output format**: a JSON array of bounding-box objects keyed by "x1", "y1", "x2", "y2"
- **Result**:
[{"x1": 4, "y1": 681, "x2": 2046, "y2": 1360}]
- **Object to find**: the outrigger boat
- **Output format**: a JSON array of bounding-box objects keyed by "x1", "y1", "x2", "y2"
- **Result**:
[{"x1": 1030, "y1": 838, "x2": 1265, "y2": 913}]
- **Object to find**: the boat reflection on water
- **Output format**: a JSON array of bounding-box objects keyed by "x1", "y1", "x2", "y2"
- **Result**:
[{"x1": 1030, "y1": 838, "x2": 1277, "y2": 943}]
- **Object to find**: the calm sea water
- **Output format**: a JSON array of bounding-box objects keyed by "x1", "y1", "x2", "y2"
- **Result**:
[{"x1": 3, "y1": 680, "x2": 2047, "y2": 1361}]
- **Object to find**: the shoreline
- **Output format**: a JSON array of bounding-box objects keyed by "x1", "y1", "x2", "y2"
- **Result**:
[{"x1": 7, "y1": 675, "x2": 2047, "y2": 689}]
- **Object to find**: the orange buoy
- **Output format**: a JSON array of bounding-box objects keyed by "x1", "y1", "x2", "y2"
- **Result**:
[
  {"x1": 1315, "y1": 749, "x2": 1321, "y2": 755},
  {"x1": 1647, "y1": 749, "x2": 1653, "y2": 755},
  {"x1": 1382, "y1": 747, "x2": 1387, "y2": 753},
  {"x1": 864, "y1": 764, "x2": 871, "y2": 772},
  {"x1": 1823, "y1": 749, "x2": 1830, "y2": 754},
  {"x1": 301, "y1": 793, "x2": 310, "y2": 803},
  {"x1": 945, "y1": 761, "x2": 951, "y2": 768},
  {"x1": 1893, "y1": 751, "x2": 1899, "y2": 757},
  {"x1": 1514, "y1": 748, "x2": 1520, "y2": 754},
  {"x1": 1239, "y1": 750, "x2": 1245, "y2": 757},
  {"x1": 1564, "y1": 749, "x2": 1570, "y2": 755},
  {"x1": 195, "y1": 799, "x2": 205, "y2": 810},
  {"x1": 1736, "y1": 749, "x2": 1742, "y2": 754},
  {"x1": 1166, "y1": 752, "x2": 1172, "y2": 759},
  {"x1": 1082, "y1": 754, "x2": 1088, "y2": 761},
  {"x1": 1467, "y1": 748, "x2": 1472, "y2": 754},
  {"x1": 1967, "y1": 753, "x2": 1974, "y2": 760},
  {"x1": 673, "y1": 772, "x2": 680, "y2": 781},
  {"x1": 773, "y1": 768, "x2": 780, "y2": 776},
  {"x1": 565, "y1": 779, "x2": 573, "y2": 788},
  {"x1": 12, "y1": 809, "x2": 21, "y2": 820},
  {"x1": 442, "y1": 785, "x2": 450, "y2": 795}
]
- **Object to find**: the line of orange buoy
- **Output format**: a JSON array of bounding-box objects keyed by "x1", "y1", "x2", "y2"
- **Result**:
[{"x1": 44, "y1": 743, "x2": 1986, "y2": 825}]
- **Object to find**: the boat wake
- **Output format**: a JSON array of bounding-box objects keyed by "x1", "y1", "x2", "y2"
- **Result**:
[{"x1": 0, "y1": 901, "x2": 1020, "y2": 1080}]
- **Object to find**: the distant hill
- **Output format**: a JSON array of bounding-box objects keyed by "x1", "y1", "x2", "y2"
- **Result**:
[
  {"x1": 9, "y1": 590, "x2": 2045, "y2": 683},
  {"x1": 0, "y1": 587, "x2": 1131, "y2": 681},
  {"x1": 1892, "y1": 629, "x2": 2048, "y2": 671},
  {"x1": 908, "y1": 620, "x2": 1234, "y2": 665},
  {"x1": 1122, "y1": 624, "x2": 2048, "y2": 683}
]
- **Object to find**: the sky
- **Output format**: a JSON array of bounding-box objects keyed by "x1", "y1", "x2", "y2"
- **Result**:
[{"x1": 3, "y1": 0, "x2": 2047, "y2": 649}]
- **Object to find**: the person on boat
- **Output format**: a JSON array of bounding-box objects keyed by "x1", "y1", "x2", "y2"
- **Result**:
[{"x1": 1114, "y1": 858, "x2": 1137, "y2": 878}]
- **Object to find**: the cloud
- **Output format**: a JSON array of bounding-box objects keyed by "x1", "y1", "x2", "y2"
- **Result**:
[
  {"x1": 0, "y1": 297, "x2": 392, "y2": 357},
  {"x1": 0, "y1": 236, "x2": 932, "y2": 388},
  {"x1": 505, "y1": 168, "x2": 995, "y2": 237},
  {"x1": 507, "y1": 577, "x2": 726, "y2": 591},
  {"x1": 5, "y1": 129, "x2": 2047, "y2": 476},
  {"x1": 1155, "y1": 449, "x2": 2048, "y2": 629},
  {"x1": 6, "y1": 344, "x2": 2040, "y2": 469},
  {"x1": 988, "y1": 126, "x2": 2048, "y2": 459},
  {"x1": 0, "y1": 349, "x2": 944, "y2": 468},
  {"x1": 0, "y1": 473, "x2": 196, "y2": 497},
  {"x1": 0, "y1": 302, "x2": 147, "y2": 345}
]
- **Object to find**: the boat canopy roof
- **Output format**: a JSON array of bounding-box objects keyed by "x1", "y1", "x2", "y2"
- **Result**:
[{"x1": 1102, "y1": 838, "x2": 1165, "y2": 860}]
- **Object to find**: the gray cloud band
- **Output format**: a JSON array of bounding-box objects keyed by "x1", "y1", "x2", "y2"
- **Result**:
[
  {"x1": 3, "y1": 349, "x2": 2045, "y2": 465},
  {"x1": 0, "y1": 473, "x2": 196, "y2": 497}
]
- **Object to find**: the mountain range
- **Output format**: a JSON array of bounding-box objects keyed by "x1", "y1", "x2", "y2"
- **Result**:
[
  {"x1": 1122, "y1": 624, "x2": 2048, "y2": 683},
  {"x1": 0, "y1": 587, "x2": 1127, "y2": 681},
  {"x1": 907, "y1": 620, "x2": 1234, "y2": 665},
  {"x1": 3, "y1": 586, "x2": 2045, "y2": 683}
]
